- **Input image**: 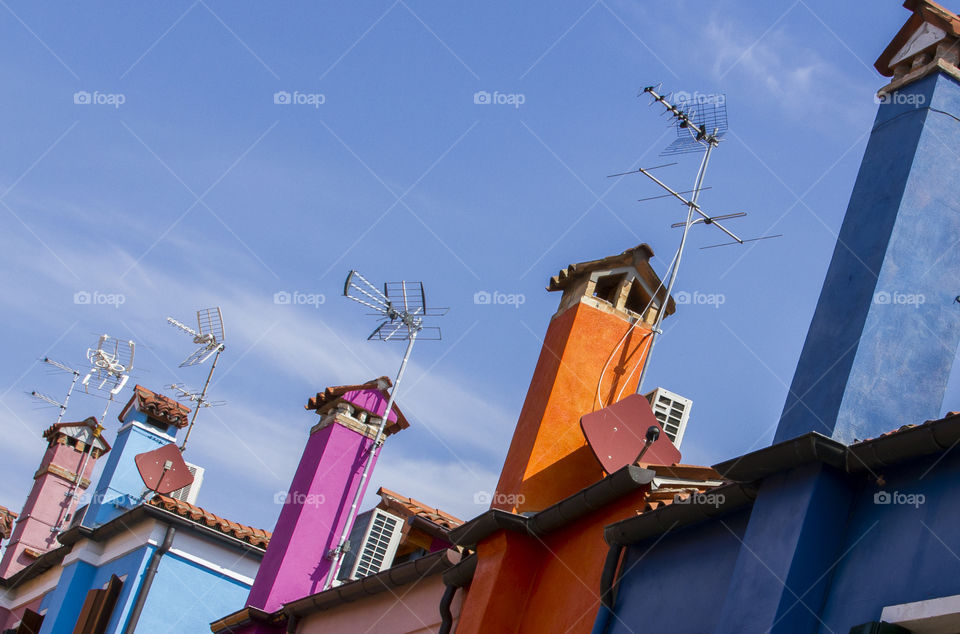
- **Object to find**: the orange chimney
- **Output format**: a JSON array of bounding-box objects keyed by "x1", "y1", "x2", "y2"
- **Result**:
[{"x1": 493, "y1": 244, "x2": 674, "y2": 513}]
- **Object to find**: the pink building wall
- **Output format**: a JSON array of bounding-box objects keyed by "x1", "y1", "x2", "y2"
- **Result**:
[
  {"x1": 0, "y1": 436, "x2": 100, "y2": 578},
  {"x1": 245, "y1": 390, "x2": 396, "y2": 614},
  {"x1": 296, "y1": 574, "x2": 461, "y2": 633}
]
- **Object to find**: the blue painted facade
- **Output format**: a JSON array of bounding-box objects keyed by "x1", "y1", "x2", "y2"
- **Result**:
[
  {"x1": 777, "y1": 71, "x2": 960, "y2": 445},
  {"x1": 602, "y1": 447, "x2": 960, "y2": 633},
  {"x1": 86, "y1": 406, "x2": 178, "y2": 527},
  {"x1": 0, "y1": 388, "x2": 265, "y2": 633},
  {"x1": 598, "y1": 43, "x2": 960, "y2": 633},
  {"x1": 37, "y1": 541, "x2": 252, "y2": 634}
]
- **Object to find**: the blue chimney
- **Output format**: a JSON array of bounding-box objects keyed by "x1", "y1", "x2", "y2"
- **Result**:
[
  {"x1": 84, "y1": 386, "x2": 191, "y2": 527},
  {"x1": 775, "y1": 1, "x2": 960, "y2": 444}
]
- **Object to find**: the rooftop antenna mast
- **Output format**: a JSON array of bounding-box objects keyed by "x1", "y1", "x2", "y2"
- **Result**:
[
  {"x1": 610, "y1": 85, "x2": 779, "y2": 394},
  {"x1": 81, "y1": 334, "x2": 135, "y2": 421},
  {"x1": 324, "y1": 270, "x2": 446, "y2": 589},
  {"x1": 30, "y1": 357, "x2": 81, "y2": 424},
  {"x1": 166, "y1": 307, "x2": 225, "y2": 452}
]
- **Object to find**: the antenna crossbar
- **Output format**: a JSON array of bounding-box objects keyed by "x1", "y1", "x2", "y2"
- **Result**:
[{"x1": 632, "y1": 165, "x2": 744, "y2": 244}]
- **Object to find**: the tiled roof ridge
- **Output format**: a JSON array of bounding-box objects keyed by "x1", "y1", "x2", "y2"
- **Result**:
[
  {"x1": 147, "y1": 494, "x2": 271, "y2": 548},
  {"x1": 376, "y1": 487, "x2": 465, "y2": 529},
  {"x1": 305, "y1": 376, "x2": 393, "y2": 410},
  {"x1": 129, "y1": 385, "x2": 192, "y2": 428},
  {"x1": 304, "y1": 377, "x2": 410, "y2": 435}
]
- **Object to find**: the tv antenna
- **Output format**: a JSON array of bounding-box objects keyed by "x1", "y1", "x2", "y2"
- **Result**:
[
  {"x1": 30, "y1": 357, "x2": 81, "y2": 424},
  {"x1": 166, "y1": 307, "x2": 225, "y2": 452},
  {"x1": 324, "y1": 271, "x2": 447, "y2": 588},
  {"x1": 81, "y1": 334, "x2": 135, "y2": 420},
  {"x1": 609, "y1": 85, "x2": 780, "y2": 393},
  {"x1": 168, "y1": 383, "x2": 227, "y2": 409}
]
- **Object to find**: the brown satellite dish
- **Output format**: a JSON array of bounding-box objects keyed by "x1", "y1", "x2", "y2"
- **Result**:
[
  {"x1": 580, "y1": 393, "x2": 682, "y2": 474},
  {"x1": 135, "y1": 443, "x2": 194, "y2": 495}
]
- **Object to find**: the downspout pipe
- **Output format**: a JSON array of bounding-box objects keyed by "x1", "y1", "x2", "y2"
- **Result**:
[
  {"x1": 124, "y1": 525, "x2": 175, "y2": 633},
  {"x1": 593, "y1": 544, "x2": 625, "y2": 634},
  {"x1": 438, "y1": 553, "x2": 476, "y2": 634},
  {"x1": 438, "y1": 584, "x2": 458, "y2": 634}
]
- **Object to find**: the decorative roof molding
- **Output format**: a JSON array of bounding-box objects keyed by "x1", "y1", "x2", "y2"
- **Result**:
[{"x1": 876, "y1": 0, "x2": 960, "y2": 93}]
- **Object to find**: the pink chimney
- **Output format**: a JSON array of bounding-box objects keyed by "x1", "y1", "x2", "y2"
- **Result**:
[
  {"x1": 0, "y1": 418, "x2": 110, "y2": 578},
  {"x1": 243, "y1": 377, "x2": 409, "y2": 620}
]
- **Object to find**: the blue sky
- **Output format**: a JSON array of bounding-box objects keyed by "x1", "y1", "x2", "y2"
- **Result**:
[{"x1": 0, "y1": 1, "x2": 952, "y2": 531}]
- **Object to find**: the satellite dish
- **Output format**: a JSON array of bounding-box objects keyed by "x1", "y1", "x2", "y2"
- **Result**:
[
  {"x1": 135, "y1": 443, "x2": 194, "y2": 496},
  {"x1": 580, "y1": 393, "x2": 681, "y2": 473}
]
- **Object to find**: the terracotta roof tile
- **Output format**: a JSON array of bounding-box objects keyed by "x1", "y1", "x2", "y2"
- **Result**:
[
  {"x1": 376, "y1": 487, "x2": 464, "y2": 530},
  {"x1": 855, "y1": 411, "x2": 960, "y2": 444},
  {"x1": 0, "y1": 505, "x2": 17, "y2": 540},
  {"x1": 305, "y1": 377, "x2": 410, "y2": 435},
  {"x1": 147, "y1": 495, "x2": 271, "y2": 548},
  {"x1": 121, "y1": 386, "x2": 192, "y2": 429}
]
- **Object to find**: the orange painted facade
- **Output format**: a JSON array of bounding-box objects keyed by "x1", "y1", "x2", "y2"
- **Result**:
[
  {"x1": 494, "y1": 299, "x2": 653, "y2": 513},
  {"x1": 455, "y1": 491, "x2": 649, "y2": 634}
]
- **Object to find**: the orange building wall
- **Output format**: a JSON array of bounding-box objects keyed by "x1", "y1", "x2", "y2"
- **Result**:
[
  {"x1": 494, "y1": 300, "x2": 652, "y2": 513},
  {"x1": 455, "y1": 490, "x2": 649, "y2": 634}
]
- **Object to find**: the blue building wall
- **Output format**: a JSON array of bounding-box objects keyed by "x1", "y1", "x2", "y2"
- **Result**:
[
  {"x1": 87, "y1": 409, "x2": 178, "y2": 527},
  {"x1": 601, "y1": 449, "x2": 960, "y2": 634},
  {"x1": 605, "y1": 508, "x2": 750, "y2": 634},
  {"x1": 132, "y1": 551, "x2": 251, "y2": 633},
  {"x1": 776, "y1": 71, "x2": 960, "y2": 445},
  {"x1": 39, "y1": 547, "x2": 151, "y2": 634},
  {"x1": 37, "y1": 538, "x2": 253, "y2": 633}
]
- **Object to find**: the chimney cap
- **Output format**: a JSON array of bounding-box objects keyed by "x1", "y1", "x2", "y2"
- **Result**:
[
  {"x1": 118, "y1": 385, "x2": 192, "y2": 429},
  {"x1": 42, "y1": 417, "x2": 111, "y2": 453},
  {"x1": 547, "y1": 243, "x2": 676, "y2": 316},
  {"x1": 875, "y1": 0, "x2": 960, "y2": 76},
  {"x1": 305, "y1": 376, "x2": 410, "y2": 435}
]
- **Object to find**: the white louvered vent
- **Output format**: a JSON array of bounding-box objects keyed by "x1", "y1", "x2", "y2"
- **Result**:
[
  {"x1": 350, "y1": 508, "x2": 404, "y2": 580},
  {"x1": 644, "y1": 388, "x2": 693, "y2": 448},
  {"x1": 168, "y1": 463, "x2": 205, "y2": 505}
]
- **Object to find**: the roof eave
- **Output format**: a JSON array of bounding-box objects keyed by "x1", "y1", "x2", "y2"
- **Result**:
[{"x1": 448, "y1": 464, "x2": 656, "y2": 547}]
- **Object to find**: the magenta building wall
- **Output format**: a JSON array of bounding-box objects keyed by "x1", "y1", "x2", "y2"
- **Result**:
[{"x1": 244, "y1": 388, "x2": 398, "y2": 615}]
